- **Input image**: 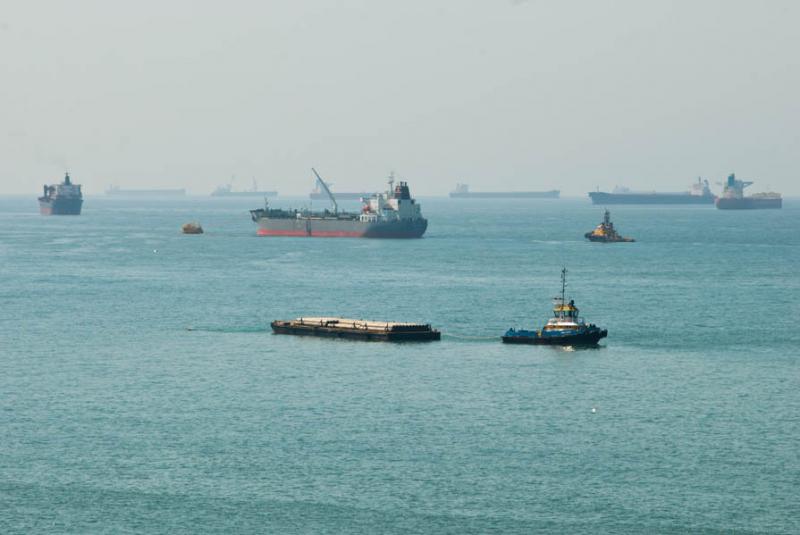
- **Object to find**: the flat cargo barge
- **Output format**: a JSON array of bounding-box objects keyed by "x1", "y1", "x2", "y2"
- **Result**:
[{"x1": 271, "y1": 317, "x2": 441, "y2": 342}]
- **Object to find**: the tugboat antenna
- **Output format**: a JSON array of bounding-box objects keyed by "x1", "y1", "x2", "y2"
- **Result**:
[{"x1": 561, "y1": 267, "x2": 567, "y2": 316}]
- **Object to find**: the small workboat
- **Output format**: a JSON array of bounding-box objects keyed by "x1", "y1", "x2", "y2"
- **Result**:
[
  {"x1": 585, "y1": 210, "x2": 634, "y2": 242},
  {"x1": 181, "y1": 222, "x2": 204, "y2": 234},
  {"x1": 502, "y1": 268, "x2": 608, "y2": 346}
]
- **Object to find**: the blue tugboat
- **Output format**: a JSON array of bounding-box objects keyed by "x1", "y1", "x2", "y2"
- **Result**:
[{"x1": 502, "y1": 268, "x2": 607, "y2": 346}]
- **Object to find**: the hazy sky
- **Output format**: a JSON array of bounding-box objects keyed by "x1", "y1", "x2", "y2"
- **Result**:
[{"x1": 1, "y1": 0, "x2": 798, "y2": 196}]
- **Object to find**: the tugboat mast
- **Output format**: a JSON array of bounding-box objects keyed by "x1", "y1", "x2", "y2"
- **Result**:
[{"x1": 560, "y1": 267, "x2": 567, "y2": 318}]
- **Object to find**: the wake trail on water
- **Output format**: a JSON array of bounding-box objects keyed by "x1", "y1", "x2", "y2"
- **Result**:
[
  {"x1": 442, "y1": 333, "x2": 498, "y2": 342},
  {"x1": 184, "y1": 325, "x2": 269, "y2": 334},
  {"x1": 186, "y1": 326, "x2": 498, "y2": 342}
]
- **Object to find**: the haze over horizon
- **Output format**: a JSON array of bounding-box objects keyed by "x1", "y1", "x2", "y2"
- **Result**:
[{"x1": 1, "y1": 0, "x2": 798, "y2": 196}]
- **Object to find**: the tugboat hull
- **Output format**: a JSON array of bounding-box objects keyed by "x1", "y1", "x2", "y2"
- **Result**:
[
  {"x1": 584, "y1": 233, "x2": 634, "y2": 243},
  {"x1": 502, "y1": 329, "x2": 607, "y2": 346}
]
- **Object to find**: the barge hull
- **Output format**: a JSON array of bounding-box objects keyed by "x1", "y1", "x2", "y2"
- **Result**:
[{"x1": 271, "y1": 319, "x2": 440, "y2": 342}]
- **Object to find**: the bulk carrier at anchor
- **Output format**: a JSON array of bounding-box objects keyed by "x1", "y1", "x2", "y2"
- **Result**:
[
  {"x1": 588, "y1": 178, "x2": 715, "y2": 205},
  {"x1": 715, "y1": 174, "x2": 782, "y2": 210},
  {"x1": 250, "y1": 169, "x2": 428, "y2": 238},
  {"x1": 39, "y1": 172, "x2": 83, "y2": 215}
]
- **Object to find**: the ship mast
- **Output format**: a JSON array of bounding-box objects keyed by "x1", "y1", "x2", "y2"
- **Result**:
[
  {"x1": 312, "y1": 168, "x2": 338, "y2": 214},
  {"x1": 560, "y1": 267, "x2": 567, "y2": 318}
]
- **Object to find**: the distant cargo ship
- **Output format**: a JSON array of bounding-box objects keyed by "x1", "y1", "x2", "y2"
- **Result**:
[
  {"x1": 39, "y1": 172, "x2": 83, "y2": 215},
  {"x1": 251, "y1": 169, "x2": 427, "y2": 238},
  {"x1": 449, "y1": 183, "x2": 560, "y2": 199},
  {"x1": 106, "y1": 185, "x2": 186, "y2": 196},
  {"x1": 211, "y1": 179, "x2": 277, "y2": 197},
  {"x1": 715, "y1": 174, "x2": 782, "y2": 210},
  {"x1": 588, "y1": 178, "x2": 715, "y2": 205},
  {"x1": 309, "y1": 181, "x2": 372, "y2": 200}
]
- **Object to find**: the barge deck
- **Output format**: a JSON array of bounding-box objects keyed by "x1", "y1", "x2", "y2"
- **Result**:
[{"x1": 271, "y1": 317, "x2": 441, "y2": 342}]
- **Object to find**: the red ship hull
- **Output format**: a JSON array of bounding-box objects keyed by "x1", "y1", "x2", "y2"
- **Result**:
[{"x1": 253, "y1": 217, "x2": 427, "y2": 238}]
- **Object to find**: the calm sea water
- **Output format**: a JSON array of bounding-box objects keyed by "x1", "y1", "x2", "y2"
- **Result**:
[{"x1": 1, "y1": 195, "x2": 798, "y2": 534}]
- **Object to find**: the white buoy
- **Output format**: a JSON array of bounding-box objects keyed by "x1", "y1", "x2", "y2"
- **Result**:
[
  {"x1": 153, "y1": 249, "x2": 158, "y2": 253},
  {"x1": 591, "y1": 407, "x2": 597, "y2": 413}
]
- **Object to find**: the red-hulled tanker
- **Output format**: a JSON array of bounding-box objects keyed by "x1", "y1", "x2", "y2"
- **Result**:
[{"x1": 250, "y1": 169, "x2": 427, "y2": 238}]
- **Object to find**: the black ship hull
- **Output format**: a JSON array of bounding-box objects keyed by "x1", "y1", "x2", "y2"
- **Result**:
[
  {"x1": 716, "y1": 197, "x2": 782, "y2": 210},
  {"x1": 450, "y1": 190, "x2": 559, "y2": 199},
  {"x1": 502, "y1": 329, "x2": 607, "y2": 346},
  {"x1": 38, "y1": 197, "x2": 83, "y2": 215},
  {"x1": 584, "y1": 233, "x2": 635, "y2": 243},
  {"x1": 589, "y1": 192, "x2": 715, "y2": 205},
  {"x1": 271, "y1": 320, "x2": 441, "y2": 342}
]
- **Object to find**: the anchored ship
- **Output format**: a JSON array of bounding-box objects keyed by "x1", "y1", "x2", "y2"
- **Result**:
[
  {"x1": 106, "y1": 185, "x2": 186, "y2": 196},
  {"x1": 585, "y1": 210, "x2": 635, "y2": 242},
  {"x1": 449, "y1": 183, "x2": 559, "y2": 199},
  {"x1": 39, "y1": 172, "x2": 83, "y2": 215},
  {"x1": 271, "y1": 317, "x2": 441, "y2": 342},
  {"x1": 212, "y1": 178, "x2": 277, "y2": 197},
  {"x1": 309, "y1": 181, "x2": 372, "y2": 200},
  {"x1": 502, "y1": 268, "x2": 607, "y2": 346},
  {"x1": 589, "y1": 178, "x2": 715, "y2": 205},
  {"x1": 250, "y1": 169, "x2": 427, "y2": 238},
  {"x1": 715, "y1": 174, "x2": 782, "y2": 210}
]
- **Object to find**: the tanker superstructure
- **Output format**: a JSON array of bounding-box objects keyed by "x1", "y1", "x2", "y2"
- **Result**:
[
  {"x1": 588, "y1": 178, "x2": 715, "y2": 205},
  {"x1": 715, "y1": 173, "x2": 782, "y2": 209},
  {"x1": 250, "y1": 170, "x2": 427, "y2": 238},
  {"x1": 39, "y1": 172, "x2": 83, "y2": 215}
]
